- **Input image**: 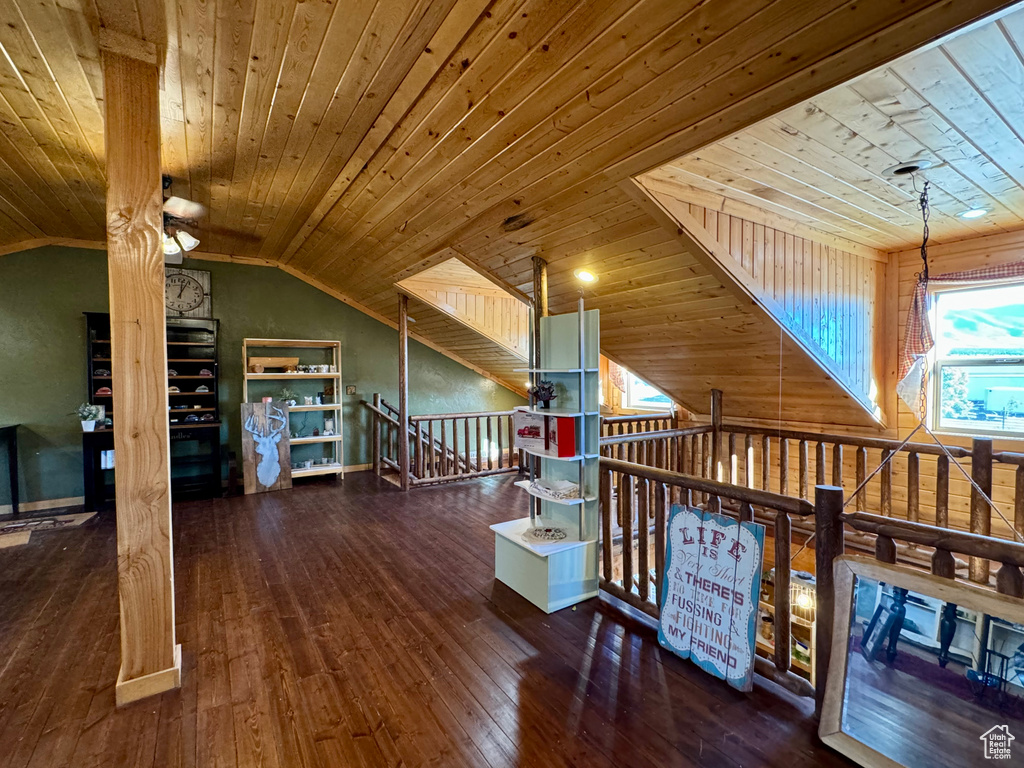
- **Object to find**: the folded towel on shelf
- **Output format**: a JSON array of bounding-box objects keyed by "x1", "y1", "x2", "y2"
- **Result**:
[{"x1": 530, "y1": 478, "x2": 580, "y2": 500}]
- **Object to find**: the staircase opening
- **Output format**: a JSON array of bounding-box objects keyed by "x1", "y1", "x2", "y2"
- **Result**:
[{"x1": 397, "y1": 258, "x2": 530, "y2": 359}]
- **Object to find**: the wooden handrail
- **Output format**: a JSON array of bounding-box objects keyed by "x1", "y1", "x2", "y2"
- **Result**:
[
  {"x1": 843, "y1": 511, "x2": 1024, "y2": 569},
  {"x1": 599, "y1": 425, "x2": 712, "y2": 445},
  {"x1": 721, "y1": 423, "x2": 972, "y2": 458},
  {"x1": 995, "y1": 451, "x2": 1024, "y2": 467},
  {"x1": 602, "y1": 412, "x2": 674, "y2": 424},
  {"x1": 409, "y1": 408, "x2": 519, "y2": 422},
  {"x1": 362, "y1": 400, "x2": 400, "y2": 427},
  {"x1": 599, "y1": 457, "x2": 813, "y2": 517}
]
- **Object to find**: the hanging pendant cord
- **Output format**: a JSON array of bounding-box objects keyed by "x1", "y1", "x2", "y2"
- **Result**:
[{"x1": 918, "y1": 179, "x2": 931, "y2": 284}]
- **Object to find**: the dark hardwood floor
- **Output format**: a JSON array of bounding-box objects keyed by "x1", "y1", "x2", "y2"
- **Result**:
[{"x1": 0, "y1": 473, "x2": 851, "y2": 767}]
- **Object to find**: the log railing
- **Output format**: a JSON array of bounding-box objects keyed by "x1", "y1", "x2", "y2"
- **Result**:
[
  {"x1": 817, "y1": 501, "x2": 1024, "y2": 710},
  {"x1": 599, "y1": 456, "x2": 820, "y2": 700},
  {"x1": 600, "y1": 411, "x2": 676, "y2": 437},
  {"x1": 600, "y1": 390, "x2": 1024, "y2": 584},
  {"x1": 597, "y1": 460, "x2": 1024, "y2": 714},
  {"x1": 364, "y1": 395, "x2": 524, "y2": 487}
]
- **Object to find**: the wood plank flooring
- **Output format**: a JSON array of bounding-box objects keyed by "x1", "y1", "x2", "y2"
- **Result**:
[{"x1": 0, "y1": 473, "x2": 852, "y2": 767}]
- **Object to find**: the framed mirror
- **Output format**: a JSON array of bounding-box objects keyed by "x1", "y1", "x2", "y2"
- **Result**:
[{"x1": 821, "y1": 555, "x2": 1024, "y2": 767}]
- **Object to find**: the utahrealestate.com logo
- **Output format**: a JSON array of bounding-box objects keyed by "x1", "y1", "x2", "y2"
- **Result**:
[{"x1": 981, "y1": 725, "x2": 1015, "y2": 760}]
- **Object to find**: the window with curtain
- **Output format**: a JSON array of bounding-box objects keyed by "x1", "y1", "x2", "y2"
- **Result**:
[{"x1": 932, "y1": 283, "x2": 1024, "y2": 437}]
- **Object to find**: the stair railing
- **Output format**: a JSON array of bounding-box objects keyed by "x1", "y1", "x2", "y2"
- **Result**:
[{"x1": 364, "y1": 395, "x2": 524, "y2": 487}]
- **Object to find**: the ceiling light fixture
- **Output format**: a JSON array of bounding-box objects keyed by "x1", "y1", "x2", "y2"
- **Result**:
[
  {"x1": 959, "y1": 208, "x2": 988, "y2": 219},
  {"x1": 162, "y1": 232, "x2": 182, "y2": 256},
  {"x1": 883, "y1": 159, "x2": 933, "y2": 177},
  {"x1": 573, "y1": 268, "x2": 598, "y2": 284},
  {"x1": 175, "y1": 230, "x2": 200, "y2": 251}
]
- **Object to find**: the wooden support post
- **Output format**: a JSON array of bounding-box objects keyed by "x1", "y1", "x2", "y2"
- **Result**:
[
  {"x1": 907, "y1": 452, "x2": 919, "y2": 524},
  {"x1": 531, "y1": 256, "x2": 547, "y2": 487},
  {"x1": 601, "y1": 469, "x2": 613, "y2": 581},
  {"x1": 103, "y1": 45, "x2": 180, "y2": 707},
  {"x1": 855, "y1": 447, "x2": 867, "y2": 513},
  {"x1": 372, "y1": 394, "x2": 381, "y2": 476},
  {"x1": 799, "y1": 441, "x2": 809, "y2": 500},
  {"x1": 398, "y1": 294, "x2": 410, "y2": 491},
  {"x1": 779, "y1": 438, "x2": 789, "y2": 496},
  {"x1": 710, "y1": 389, "x2": 723, "y2": 481},
  {"x1": 936, "y1": 455, "x2": 949, "y2": 528},
  {"x1": 814, "y1": 485, "x2": 844, "y2": 717},
  {"x1": 970, "y1": 438, "x2": 993, "y2": 583},
  {"x1": 761, "y1": 436, "x2": 770, "y2": 491},
  {"x1": 745, "y1": 435, "x2": 754, "y2": 488},
  {"x1": 815, "y1": 441, "x2": 826, "y2": 487},
  {"x1": 1016, "y1": 466, "x2": 1024, "y2": 539}
]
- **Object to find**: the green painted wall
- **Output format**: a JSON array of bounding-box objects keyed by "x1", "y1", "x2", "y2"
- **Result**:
[{"x1": 0, "y1": 246, "x2": 524, "y2": 506}]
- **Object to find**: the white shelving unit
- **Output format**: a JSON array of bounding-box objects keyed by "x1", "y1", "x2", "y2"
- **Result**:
[
  {"x1": 242, "y1": 338, "x2": 344, "y2": 479},
  {"x1": 490, "y1": 298, "x2": 599, "y2": 613}
]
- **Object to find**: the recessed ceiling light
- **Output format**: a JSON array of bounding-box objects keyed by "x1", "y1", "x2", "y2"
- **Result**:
[
  {"x1": 883, "y1": 159, "x2": 933, "y2": 177},
  {"x1": 959, "y1": 208, "x2": 988, "y2": 219},
  {"x1": 573, "y1": 268, "x2": 598, "y2": 284}
]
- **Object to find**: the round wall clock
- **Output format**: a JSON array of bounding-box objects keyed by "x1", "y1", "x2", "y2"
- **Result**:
[{"x1": 165, "y1": 272, "x2": 206, "y2": 313}]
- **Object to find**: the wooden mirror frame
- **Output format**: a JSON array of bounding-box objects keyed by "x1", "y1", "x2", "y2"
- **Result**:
[{"x1": 820, "y1": 555, "x2": 1024, "y2": 767}]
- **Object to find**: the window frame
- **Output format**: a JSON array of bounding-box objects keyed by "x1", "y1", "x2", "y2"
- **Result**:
[
  {"x1": 928, "y1": 282, "x2": 1024, "y2": 439},
  {"x1": 623, "y1": 372, "x2": 674, "y2": 412}
]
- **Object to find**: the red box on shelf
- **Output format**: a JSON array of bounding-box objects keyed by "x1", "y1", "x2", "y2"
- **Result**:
[
  {"x1": 513, "y1": 409, "x2": 577, "y2": 458},
  {"x1": 546, "y1": 416, "x2": 577, "y2": 458}
]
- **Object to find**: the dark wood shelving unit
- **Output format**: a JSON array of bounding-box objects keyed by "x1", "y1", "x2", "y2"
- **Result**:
[{"x1": 83, "y1": 312, "x2": 223, "y2": 508}]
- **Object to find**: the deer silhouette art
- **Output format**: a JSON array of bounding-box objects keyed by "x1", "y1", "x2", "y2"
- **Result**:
[{"x1": 244, "y1": 405, "x2": 287, "y2": 488}]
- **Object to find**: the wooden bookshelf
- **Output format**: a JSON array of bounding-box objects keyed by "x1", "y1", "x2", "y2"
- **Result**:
[
  {"x1": 241, "y1": 338, "x2": 344, "y2": 480},
  {"x1": 83, "y1": 313, "x2": 222, "y2": 505}
]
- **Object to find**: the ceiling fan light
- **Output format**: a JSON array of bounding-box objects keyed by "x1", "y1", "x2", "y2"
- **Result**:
[
  {"x1": 176, "y1": 230, "x2": 200, "y2": 251},
  {"x1": 162, "y1": 232, "x2": 182, "y2": 256}
]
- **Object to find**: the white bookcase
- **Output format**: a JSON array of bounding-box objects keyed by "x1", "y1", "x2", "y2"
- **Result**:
[
  {"x1": 241, "y1": 338, "x2": 344, "y2": 479},
  {"x1": 490, "y1": 299, "x2": 599, "y2": 613}
]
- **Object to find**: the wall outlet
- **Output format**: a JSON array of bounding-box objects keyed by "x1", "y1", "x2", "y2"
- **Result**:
[{"x1": 346, "y1": 385, "x2": 356, "y2": 396}]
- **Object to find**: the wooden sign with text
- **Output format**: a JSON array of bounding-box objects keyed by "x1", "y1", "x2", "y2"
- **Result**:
[{"x1": 658, "y1": 505, "x2": 765, "y2": 691}]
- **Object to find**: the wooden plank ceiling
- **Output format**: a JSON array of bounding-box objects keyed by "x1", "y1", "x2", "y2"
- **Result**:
[
  {"x1": 655, "y1": 5, "x2": 1024, "y2": 252},
  {"x1": 0, "y1": 0, "x2": 1014, "y2": 420}
]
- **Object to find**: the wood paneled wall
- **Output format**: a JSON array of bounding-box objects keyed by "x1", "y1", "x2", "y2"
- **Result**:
[
  {"x1": 641, "y1": 176, "x2": 887, "y2": 417},
  {"x1": 404, "y1": 285, "x2": 529, "y2": 358},
  {"x1": 691, "y1": 205, "x2": 883, "y2": 407},
  {"x1": 403, "y1": 297, "x2": 528, "y2": 391}
]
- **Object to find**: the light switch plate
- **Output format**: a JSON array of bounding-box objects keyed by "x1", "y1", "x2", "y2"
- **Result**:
[{"x1": 346, "y1": 385, "x2": 356, "y2": 396}]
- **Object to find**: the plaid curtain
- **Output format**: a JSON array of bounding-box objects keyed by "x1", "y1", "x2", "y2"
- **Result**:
[
  {"x1": 608, "y1": 361, "x2": 626, "y2": 392},
  {"x1": 898, "y1": 261, "x2": 1024, "y2": 411}
]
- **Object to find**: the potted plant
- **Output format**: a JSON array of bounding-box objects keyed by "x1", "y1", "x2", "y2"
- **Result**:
[
  {"x1": 75, "y1": 403, "x2": 103, "y2": 432},
  {"x1": 528, "y1": 380, "x2": 557, "y2": 409},
  {"x1": 279, "y1": 387, "x2": 298, "y2": 407}
]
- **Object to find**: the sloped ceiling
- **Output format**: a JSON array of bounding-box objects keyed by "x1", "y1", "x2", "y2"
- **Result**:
[
  {"x1": 657, "y1": 5, "x2": 1024, "y2": 251},
  {"x1": 0, "y1": 0, "x2": 1015, "y2": 419}
]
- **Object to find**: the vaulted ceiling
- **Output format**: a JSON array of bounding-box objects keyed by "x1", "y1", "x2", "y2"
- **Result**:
[
  {"x1": 0, "y1": 0, "x2": 1017, "y2": 424},
  {"x1": 656, "y1": 5, "x2": 1024, "y2": 251}
]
